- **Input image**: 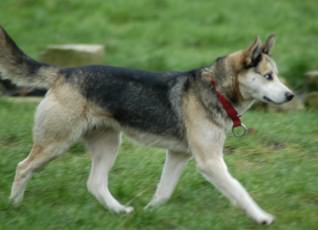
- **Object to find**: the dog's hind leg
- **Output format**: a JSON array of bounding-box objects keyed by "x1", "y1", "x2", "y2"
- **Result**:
[
  {"x1": 10, "y1": 141, "x2": 75, "y2": 205},
  {"x1": 9, "y1": 95, "x2": 85, "y2": 205},
  {"x1": 145, "y1": 150, "x2": 190, "y2": 208},
  {"x1": 84, "y1": 129, "x2": 133, "y2": 214}
]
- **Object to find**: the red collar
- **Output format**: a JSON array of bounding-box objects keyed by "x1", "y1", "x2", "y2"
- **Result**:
[{"x1": 210, "y1": 80, "x2": 241, "y2": 128}]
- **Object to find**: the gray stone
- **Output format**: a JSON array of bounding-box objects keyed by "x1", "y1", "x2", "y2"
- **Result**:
[
  {"x1": 4, "y1": 96, "x2": 42, "y2": 103},
  {"x1": 39, "y1": 44, "x2": 105, "y2": 67},
  {"x1": 304, "y1": 71, "x2": 318, "y2": 91},
  {"x1": 305, "y1": 92, "x2": 318, "y2": 109}
]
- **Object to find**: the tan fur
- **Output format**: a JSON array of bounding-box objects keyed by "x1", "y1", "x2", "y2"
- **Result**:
[
  {"x1": 228, "y1": 51, "x2": 246, "y2": 74},
  {"x1": 256, "y1": 55, "x2": 272, "y2": 75},
  {"x1": 182, "y1": 90, "x2": 226, "y2": 161}
]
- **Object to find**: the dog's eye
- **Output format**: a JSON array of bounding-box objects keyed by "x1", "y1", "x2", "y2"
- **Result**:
[{"x1": 264, "y1": 73, "x2": 273, "y2": 81}]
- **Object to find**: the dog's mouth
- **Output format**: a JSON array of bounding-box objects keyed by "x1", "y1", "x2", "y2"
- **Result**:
[{"x1": 263, "y1": 96, "x2": 285, "y2": 105}]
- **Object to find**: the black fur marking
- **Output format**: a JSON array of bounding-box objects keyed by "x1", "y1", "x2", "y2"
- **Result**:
[
  {"x1": 247, "y1": 51, "x2": 263, "y2": 68},
  {"x1": 183, "y1": 77, "x2": 191, "y2": 92},
  {"x1": 215, "y1": 56, "x2": 226, "y2": 63},
  {"x1": 184, "y1": 69, "x2": 199, "y2": 92},
  {"x1": 252, "y1": 54, "x2": 262, "y2": 67},
  {"x1": 245, "y1": 57, "x2": 262, "y2": 69},
  {"x1": 62, "y1": 65, "x2": 189, "y2": 137}
]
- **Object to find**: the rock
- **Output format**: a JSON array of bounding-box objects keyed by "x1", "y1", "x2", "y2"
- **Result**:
[
  {"x1": 304, "y1": 71, "x2": 318, "y2": 91},
  {"x1": 305, "y1": 92, "x2": 318, "y2": 109},
  {"x1": 4, "y1": 96, "x2": 42, "y2": 103},
  {"x1": 39, "y1": 44, "x2": 105, "y2": 67}
]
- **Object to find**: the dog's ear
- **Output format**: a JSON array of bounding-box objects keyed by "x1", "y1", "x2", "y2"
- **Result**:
[
  {"x1": 262, "y1": 34, "x2": 275, "y2": 55},
  {"x1": 244, "y1": 36, "x2": 262, "y2": 68}
]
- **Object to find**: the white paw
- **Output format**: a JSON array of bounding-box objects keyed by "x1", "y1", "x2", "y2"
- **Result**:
[
  {"x1": 122, "y1": 206, "x2": 134, "y2": 214},
  {"x1": 111, "y1": 205, "x2": 134, "y2": 214},
  {"x1": 144, "y1": 199, "x2": 166, "y2": 210},
  {"x1": 254, "y1": 212, "x2": 275, "y2": 225},
  {"x1": 9, "y1": 194, "x2": 24, "y2": 206},
  {"x1": 144, "y1": 201, "x2": 157, "y2": 209},
  {"x1": 144, "y1": 202, "x2": 156, "y2": 210}
]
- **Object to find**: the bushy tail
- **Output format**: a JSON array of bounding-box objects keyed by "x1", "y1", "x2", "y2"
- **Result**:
[{"x1": 0, "y1": 26, "x2": 59, "y2": 88}]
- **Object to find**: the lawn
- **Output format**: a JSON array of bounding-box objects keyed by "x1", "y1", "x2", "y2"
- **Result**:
[
  {"x1": 0, "y1": 0, "x2": 318, "y2": 229},
  {"x1": 0, "y1": 100, "x2": 317, "y2": 230},
  {"x1": 0, "y1": 0, "x2": 318, "y2": 87}
]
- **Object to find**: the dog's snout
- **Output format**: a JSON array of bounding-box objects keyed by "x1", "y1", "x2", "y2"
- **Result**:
[{"x1": 285, "y1": 92, "x2": 294, "y2": 102}]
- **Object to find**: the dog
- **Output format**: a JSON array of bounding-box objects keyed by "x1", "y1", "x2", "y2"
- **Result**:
[{"x1": 0, "y1": 26, "x2": 294, "y2": 224}]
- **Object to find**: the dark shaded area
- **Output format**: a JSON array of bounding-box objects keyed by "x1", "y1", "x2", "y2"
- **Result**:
[{"x1": 0, "y1": 79, "x2": 46, "y2": 96}]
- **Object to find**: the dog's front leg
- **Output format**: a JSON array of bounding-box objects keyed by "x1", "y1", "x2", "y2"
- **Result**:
[
  {"x1": 187, "y1": 124, "x2": 274, "y2": 224},
  {"x1": 145, "y1": 150, "x2": 191, "y2": 208}
]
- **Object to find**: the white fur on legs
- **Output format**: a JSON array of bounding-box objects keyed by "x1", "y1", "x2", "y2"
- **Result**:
[
  {"x1": 146, "y1": 150, "x2": 190, "y2": 208},
  {"x1": 197, "y1": 157, "x2": 274, "y2": 224},
  {"x1": 185, "y1": 112, "x2": 274, "y2": 225},
  {"x1": 85, "y1": 130, "x2": 133, "y2": 214}
]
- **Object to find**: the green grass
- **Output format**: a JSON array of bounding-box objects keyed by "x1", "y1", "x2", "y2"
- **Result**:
[
  {"x1": 0, "y1": 99, "x2": 317, "y2": 230},
  {"x1": 0, "y1": 0, "x2": 318, "y2": 229},
  {"x1": 0, "y1": 0, "x2": 318, "y2": 89}
]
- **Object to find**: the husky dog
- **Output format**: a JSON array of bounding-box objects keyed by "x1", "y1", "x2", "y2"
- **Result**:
[{"x1": 0, "y1": 26, "x2": 293, "y2": 224}]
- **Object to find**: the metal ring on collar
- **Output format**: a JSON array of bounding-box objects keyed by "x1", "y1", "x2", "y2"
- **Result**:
[{"x1": 232, "y1": 123, "x2": 248, "y2": 137}]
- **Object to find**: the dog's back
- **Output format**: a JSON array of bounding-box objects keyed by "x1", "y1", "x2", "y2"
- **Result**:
[{"x1": 61, "y1": 65, "x2": 188, "y2": 136}]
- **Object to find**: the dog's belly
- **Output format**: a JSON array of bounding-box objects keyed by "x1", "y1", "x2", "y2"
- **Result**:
[{"x1": 123, "y1": 129, "x2": 188, "y2": 153}]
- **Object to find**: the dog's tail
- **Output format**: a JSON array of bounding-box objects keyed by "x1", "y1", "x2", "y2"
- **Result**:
[{"x1": 0, "y1": 26, "x2": 59, "y2": 88}]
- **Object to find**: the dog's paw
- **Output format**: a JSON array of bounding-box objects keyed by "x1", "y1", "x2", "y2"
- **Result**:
[
  {"x1": 111, "y1": 205, "x2": 134, "y2": 214},
  {"x1": 254, "y1": 212, "x2": 275, "y2": 225},
  {"x1": 9, "y1": 194, "x2": 24, "y2": 207},
  {"x1": 144, "y1": 196, "x2": 169, "y2": 210},
  {"x1": 144, "y1": 201, "x2": 157, "y2": 209},
  {"x1": 144, "y1": 199, "x2": 165, "y2": 210},
  {"x1": 144, "y1": 202, "x2": 156, "y2": 210}
]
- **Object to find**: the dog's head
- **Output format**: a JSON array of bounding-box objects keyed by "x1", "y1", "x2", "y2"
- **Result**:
[{"x1": 230, "y1": 35, "x2": 294, "y2": 104}]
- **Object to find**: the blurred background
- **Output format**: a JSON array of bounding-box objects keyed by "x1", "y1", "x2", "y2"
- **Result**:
[
  {"x1": 0, "y1": 0, "x2": 317, "y2": 229},
  {"x1": 0, "y1": 0, "x2": 317, "y2": 86}
]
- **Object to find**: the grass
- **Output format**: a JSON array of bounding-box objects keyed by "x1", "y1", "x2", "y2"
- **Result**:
[
  {"x1": 0, "y1": 99, "x2": 317, "y2": 230},
  {"x1": 0, "y1": 0, "x2": 318, "y2": 89},
  {"x1": 0, "y1": 0, "x2": 318, "y2": 229}
]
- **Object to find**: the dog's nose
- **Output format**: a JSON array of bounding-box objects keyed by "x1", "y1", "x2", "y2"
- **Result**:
[{"x1": 285, "y1": 92, "x2": 294, "y2": 101}]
